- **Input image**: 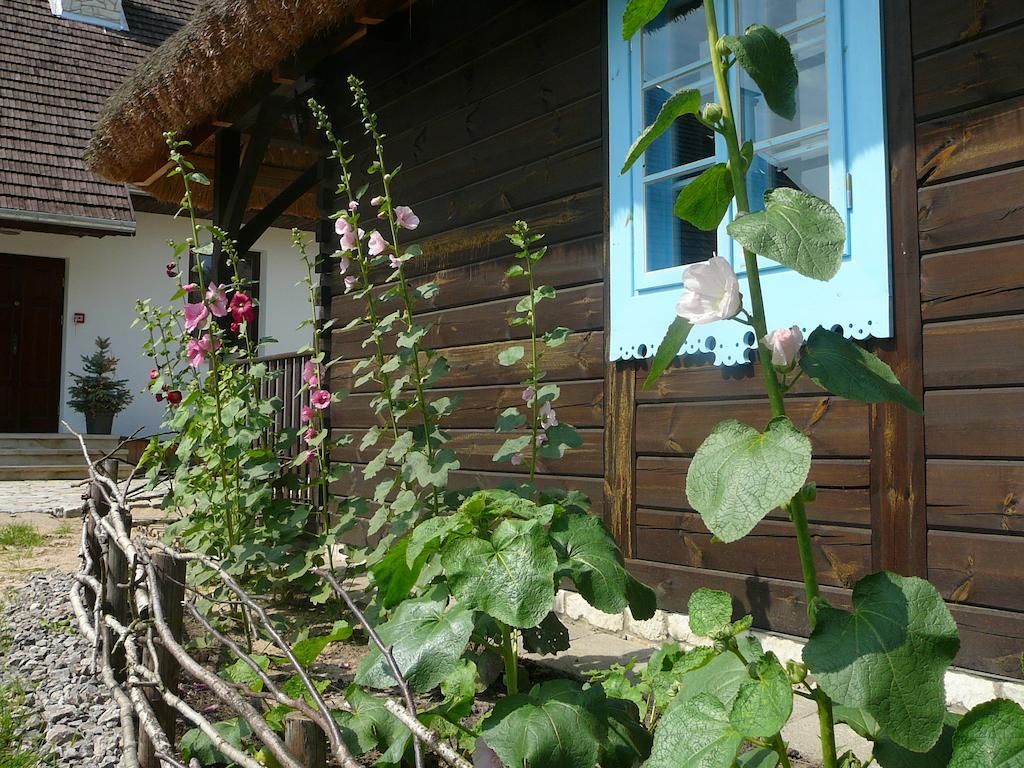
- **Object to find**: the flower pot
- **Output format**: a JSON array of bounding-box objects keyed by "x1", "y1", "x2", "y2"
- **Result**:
[{"x1": 85, "y1": 411, "x2": 114, "y2": 435}]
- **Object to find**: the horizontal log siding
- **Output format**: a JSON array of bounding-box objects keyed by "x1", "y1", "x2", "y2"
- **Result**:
[
  {"x1": 321, "y1": 0, "x2": 607, "y2": 515},
  {"x1": 912, "y1": 0, "x2": 1024, "y2": 676}
]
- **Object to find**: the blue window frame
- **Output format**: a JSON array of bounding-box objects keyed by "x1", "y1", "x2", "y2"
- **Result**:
[{"x1": 608, "y1": 0, "x2": 891, "y2": 365}]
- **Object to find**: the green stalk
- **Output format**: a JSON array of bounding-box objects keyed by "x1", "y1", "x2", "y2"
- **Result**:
[
  {"x1": 499, "y1": 623, "x2": 519, "y2": 696},
  {"x1": 524, "y1": 251, "x2": 541, "y2": 483},
  {"x1": 702, "y1": 4, "x2": 835, "y2": 766},
  {"x1": 770, "y1": 733, "x2": 794, "y2": 768}
]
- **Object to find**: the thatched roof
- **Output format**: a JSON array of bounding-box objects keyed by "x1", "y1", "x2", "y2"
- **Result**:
[{"x1": 85, "y1": 0, "x2": 366, "y2": 186}]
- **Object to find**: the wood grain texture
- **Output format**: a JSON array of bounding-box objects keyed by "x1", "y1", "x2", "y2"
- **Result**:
[
  {"x1": 604, "y1": 362, "x2": 636, "y2": 555},
  {"x1": 925, "y1": 388, "x2": 1024, "y2": 457},
  {"x1": 929, "y1": 528, "x2": 1024, "y2": 612},
  {"x1": 918, "y1": 166, "x2": 1024, "y2": 253},
  {"x1": 917, "y1": 95, "x2": 1024, "y2": 185},
  {"x1": 635, "y1": 397, "x2": 870, "y2": 457},
  {"x1": 914, "y1": 24, "x2": 1024, "y2": 120},
  {"x1": 921, "y1": 240, "x2": 1024, "y2": 320},
  {"x1": 927, "y1": 459, "x2": 1024, "y2": 533},
  {"x1": 636, "y1": 360, "x2": 822, "y2": 402},
  {"x1": 948, "y1": 602, "x2": 1024, "y2": 679},
  {"x1": 910, "y1": 0, "x2": 1024, "y2": 57},
  {"x1": 923, "y1": 315, "x2": 1024, "y2": 388}
]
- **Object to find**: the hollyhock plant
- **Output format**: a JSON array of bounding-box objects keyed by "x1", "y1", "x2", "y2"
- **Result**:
[
  {"x1": 185, "y1": 333, "x2": 219, "y2": 369},
  {"x1": 675, "y1": 255, "x2": 742, "y2": 324},
  {"x1": 165, "y1": 261, "x2": 177, "y2": 278},
  {"x1": 540, "y1": 401, "x2": 558, "y2": 429},
  {"x1": 340, "y1": 227, "x2": 364, "y2": 251},
  {"x1": 229, "y1": 292, "x2": 255, "y2": 324},
  {"x1": 166, "y1": 390, "x2": 182, "y2": 405},
  {"x1": 388, "y1": 254, "x2": 401, "y2": 269},
  {"x1": 394, "y1": 205, "x2": 420, "y2": 230},
  {"x1": 302, "y1": 360, "x2": 321, "y2": 388},
  {"x1": 344, "y1": 275, "x2": 358, "y2": 291},
  {"x1": 301, "y1": 405, "x2": 315, "y2": 423},
  {"x1": 522, "y1": 387, "x2": 535, "y2": 403},
  {"x1": 762, "y1": 325, "x2": 804, "y2": 368},
  {"x1": 335, "y1": 218, "x2": 353, "y2": 237},
  {"x1": 367, "y1": 231, "x2": 388, "y2": 256},
  {"x1": 339, "y1": 255, "x2": 351, "y2": 274},
  {"x1": 303, "y1": 427, "x2": 316, "y2": 443},
  {"x1": 371, "y1": 195, "x2": 384, "y2": 206},
  {"x1": 205, "y1": 283, "x2": 229, "y2": 317},
  {"x1": 348, "y1": 200, "x2": 359, "y2": 211},
  {"x1": 149, "y1": 369, "x2": 159, "y2": 380},
  {"x1": 184, "y1": 301, "x2": 209, "y2": 333},
  {"x1": 310, "y1": 389, "x2": 331, "y2": 410}
]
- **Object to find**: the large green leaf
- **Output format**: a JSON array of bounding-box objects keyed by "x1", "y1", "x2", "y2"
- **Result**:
[
  {"x1": 803, "y1": 571, "x2": 960, "y2": 752},
  {"x1": 603, "y1": 695, "x2": 654, "y2": 768},
  {"x1": 441, "y1": 518, "x2": 558, "y2": 628},
  {"x1": 674, "y1": 163, "x2": 734, "y2": 230},
  {"x1": 949, "y1": 699, "x2": 1024, "y2": 768},
  {"x1": 729, "y1": 652, "x2": 793, "y2": 738},
  {"x1": 550, "y1": 511, "x2": 657, "y2": 620},
  {"x1": 685, "y1": 417, "x2": 811, "y2": 543},
  {"x1": 800, "y1": 327, "x2": 923, "y2": 413},
  {"x1": 521, "y1": 611, "x2": 571, "y2": 656},
  {"x1": 370, "y1": 536, "x2": 430, "y2": 609},
  {"x1": 875, "y1": 711, "x2": 959, "y2": 768},
  {"x1": 727, "y1": 188, "x2": 845, "y2": 281},
  {"x1": 645, "y1": 693, "x2": 743, "y2": 768},
  {"x1": 334, "y1": 684, "x2": 412, "y2": 767},
  {"x1": 721, "y1": 24, "x2": 798, "y2": 120},
  {"x1": 482, "y1": 680, "x2": 606, "y2": 768},
  {"x1": 687, "y1": 588, "x2": 733, "y2": 638},
  {"x1": 356, "y1": 585, "x2": 474, "y2": 692},
  {"x1": 675, "y1": 652, "x2": 749, "y2": 709},
  {"x1": 737, "y1": 748, "x2": 780, "y2": 767},
  {"x1": 621, "y1": 0, "x2": 669, "y2": 40},
  {"x1": 643, "y1": 317, "x2": 693, "y2": 390},
  {"x1": 621, "y1": 88, "x2": 701, "y2": 173}
]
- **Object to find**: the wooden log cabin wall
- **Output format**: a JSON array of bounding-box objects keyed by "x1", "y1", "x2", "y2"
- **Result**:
[{"x1": 309, "y1": 0, "x2": 1024, "y2": 678}]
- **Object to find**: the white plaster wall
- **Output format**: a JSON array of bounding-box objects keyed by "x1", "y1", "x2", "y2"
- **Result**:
[{"x1": 4, "y1": 212, "x2": 313, "y2": 436}]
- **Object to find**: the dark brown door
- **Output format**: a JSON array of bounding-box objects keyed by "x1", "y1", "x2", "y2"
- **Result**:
[{"x1": 0, "y1": 254, "x2": 65, "y2": 432}]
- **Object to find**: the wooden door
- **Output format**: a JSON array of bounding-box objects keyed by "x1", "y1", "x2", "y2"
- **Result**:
[{"x1": 0, "y1": 254, "x2": 65, "y2": 432}]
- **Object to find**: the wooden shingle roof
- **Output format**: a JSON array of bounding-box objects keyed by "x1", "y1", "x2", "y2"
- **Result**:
[{"x1": 0, "y1": 0, "x2": 196, "y2": 233}]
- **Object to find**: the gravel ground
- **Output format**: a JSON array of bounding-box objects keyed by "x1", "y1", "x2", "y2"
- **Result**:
[{"x1": 1, "y1": 572, "x2": 122, "y2": 767}]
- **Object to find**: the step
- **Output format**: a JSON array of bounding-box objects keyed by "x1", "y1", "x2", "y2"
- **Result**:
[
  {"x1": 0, "y1": 464, "x2": 131, "y2": 481},
  {"x1": 0, "y1": 433, "x2": 129, "y2": 450},
  {"x1": 0, "y1": 448, "x2": 129, "y2": 466}
]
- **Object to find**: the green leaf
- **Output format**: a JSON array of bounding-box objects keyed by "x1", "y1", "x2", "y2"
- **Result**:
[
  {"x1": 181, "y1": 718, "x2": 250, "y2": 765},
  {"x1": 356, "y1": 585, "x2": 475, "y2": 692},
  {"x1": 949, "y1": 699, "x2": 1024, "y2": 768},
  {"x1": 550, "y1": 512, "x2": 656, "y2": 620},
  {"x1": 685, "y1": 417, "x2": 811, "y2": 543},
  {"x1": 674, "y1": 164, "x2": 734, "y2": 231},
  {"x1": 498, "y1": 346, "x2": 525, "y2": 367},
  {"x1": 727, "y1": 187, "x2": 846, "y2": 281},
  {"x1": 495, "y1": 406, "x2": 527, "y2": 433},
  {"x1": 737, "y1": 748, "x2": 780, "y2": 768},
  {"x1": 675, "y1": 652, "x2": 749, "y2": 709},
  {"x1": 800, "y1": 327, "x2": 923, "y2": 413},
  {"x1": 521, "y1": 611, "x2": 571, "y2": 656},
  {"x1": 221, "y1": 655, "x2": 270, "y2": 693},
  {"x1": 643, "y1": 317, "x2": 693, "y2": 390},
  {"x1": 729, "y1": 653, "x2": 793, "y2": 738},
  {"x1": 335, "y1": 684, "x2": 412, "y2": 766},
  {"x1": 687, "y1": 588, "x2": 733, "y2": 638},
  {"x1": 875, "y1": 711, "x2": 959, "y2": 768},
  {"x1": 645, "y1": 693, "x2": 743, "y2": 768},
  {"x1": 602, "y1": 695, "x2": 654, "y2": 768},
  {"x1": 721, "y1": 24, "x2": 798, "y2": 120},
  {"x1": 290, "y1": 622, "x2": 353, "y2": 668},
  {"x1": 622, "y1": 0, "x2": 669, "y2": 40},
  {"x1": 621, "y1": 88, "x2": 701, "y2": 173},
  {"x1": 482, "y1": 680, "x2": 606, "y2": 768},
  {"x1": 803, "y1": 571, "x2": 960, "y2": 752},
  {"x1": 441, "y1": 518, "x2": 558, "y2": 628},
  {"x1": 543, "y1": 326, "x2": 572, "y2": 347},
  {"x1": 370, "y1": 536, "x2": 430, "y2": 609}
]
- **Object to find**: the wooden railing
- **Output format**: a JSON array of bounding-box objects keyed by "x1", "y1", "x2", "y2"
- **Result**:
[{"x1": 254, "y1": 350, "x2": 317, "y2": 500}]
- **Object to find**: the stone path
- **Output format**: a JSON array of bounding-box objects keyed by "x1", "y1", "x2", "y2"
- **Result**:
[{"x1": 0, "y1": 480, "x2": 88, "y2": 516}]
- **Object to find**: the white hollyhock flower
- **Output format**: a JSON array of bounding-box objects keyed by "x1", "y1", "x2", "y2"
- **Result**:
[
  {"x1": 762, "y1": 325, "x2": 805, "y2": 367},
  {"x1": 675, "y1": 256, "x2": 743, "y2": 324}
]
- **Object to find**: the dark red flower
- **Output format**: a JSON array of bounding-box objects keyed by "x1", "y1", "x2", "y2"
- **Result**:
[
  {"x1": 155, "y1": 393, "x2": 164, "y2": 402},
  {"x1": 230, "y1": 321, "x2": 240, "y2": 333},
  {"x1": 165, "y1": 261, "x2": 177, "y2": 278},
  {"x1": 166, "y1": 390, "x2": 182, "y2": 405},
  {"x1": 229, "y1": 292, "x2": 256, "y2": 323}
]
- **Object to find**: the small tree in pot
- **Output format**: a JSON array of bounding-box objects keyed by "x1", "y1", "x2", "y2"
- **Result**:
[{"x1": 67, "y1": 337, "x2": 132, "y2": 434}]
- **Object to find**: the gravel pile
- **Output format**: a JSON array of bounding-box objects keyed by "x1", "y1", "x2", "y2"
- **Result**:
[{"x1": 1, "y1": 572, "x2": 122, "y2": 767}]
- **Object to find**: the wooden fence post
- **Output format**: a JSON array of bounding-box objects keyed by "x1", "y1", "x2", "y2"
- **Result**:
[
  {"x1": 285, "y1": 712, "x2": 328, "y2": 767},
  {"x1": 137, "y1": 552, "x2": 186, "y2": 768},
  {"x1": 97, "y1": 458, "x2": 131, "y2": 684}
]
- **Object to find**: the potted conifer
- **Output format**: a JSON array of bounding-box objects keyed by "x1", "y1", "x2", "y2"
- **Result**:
[{"x1": 67, "y1": 337, "x2": 133, "y2": 434}]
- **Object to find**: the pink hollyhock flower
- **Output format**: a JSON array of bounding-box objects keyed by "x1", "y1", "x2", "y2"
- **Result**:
[
  {"x1": 311, "y1": 389, "x2": 332, "y2": 410},
  {"x1": 230, "y1": 321, "x2": 240, "y2": 333},
  {"x1": 185, "y1": 333, "x2": 219, "y2": 369},
  {"x1": 394, "y1": 205, "x2": 420, "y2": 230},
  {"x1": 348, "y1": 200, "x2": 359, "y2": 211},
  {"x1": 302, "y1": 360, "x2": 321, "y2": 387},
  {"x1": 339, "y1": 255, "x2": 351, "y2": 275},
  {"x1": 367, "y1": 231, "x2": 388, "y2": 256},
  {"x1": 184, "y1": 301, "x2": 209, "y2": 333},
  {"x1": 229, "y1": 292, "x2": 255, "y2": 323},
  {"x1": 149, "y1": 369, "x2": 159, "y2": 380},
  {"x1": 676, "y1": 256, "x2": 742, "y2": 324},
  {"x1": 303, "y1": 450, "x2": 316, "y2": 465},
  {"x1": 301, "y1": 405, "x2": 315, "y2": 422},
  {"x1": 335, "y1": 218, "x2": 352, "y2": 237},
  {"x1": 165, "y1": 261, "x2": 177, "y2": 278},
  {"x1": 540, "y1": 401, "x2": 558, "y2": 429},
  {"x1": 205, "y1": 283, "x2": 228, "y2": 317},
  {"x1": 304, "y1": 427, "x2": 317, "y2": 442},
  {"x1": 388, "y1": 254, "x2": 401, "y2": 269},
  {"x1": 371, "y1": 195, "x2": 384, "y2": 206},
  {"x1": 522, "y1": 386, "x2": 535, "y2": 403},
  {"x1": 510, "y1": 453, "x2": 524, "y2": 466},
  {"x1": 183, "y1": 283, "x2": 198, "y2": 292},
  {"x1": 536, "y1": 433, "x2": 547, "y2": 446},
  {"x1": 762, "y1": 325, "x2": 804, "y2": 367},
  {"x1": 340, "y1": 227, "x2": 364, "y2": 251},
  {"x1": 166, "y1": 390, "x2": 182, "y2": 405},
  {"x1": 344, "y1": 275, "x2": 358, "y2": 291}
]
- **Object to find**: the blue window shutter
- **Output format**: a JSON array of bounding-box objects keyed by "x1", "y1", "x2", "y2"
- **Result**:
[{"x1": 607, "y1": 0, "x2": 892, "y2": 364}]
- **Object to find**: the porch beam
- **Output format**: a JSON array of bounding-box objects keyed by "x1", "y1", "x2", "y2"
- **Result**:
[
  {"x1": 222, "y1": 95, "x2": 291, "y2": 235},
  {"x1": 235, "y1": 161, "x2": 322, "y2": 254}
]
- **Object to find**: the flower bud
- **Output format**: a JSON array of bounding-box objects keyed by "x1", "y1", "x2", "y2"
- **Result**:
[
  {"x1": 786, "y1": 660, "x2": 808, "y2": 685},
  {"x1": 762, "y1": 325, "x2": 804, "y2": 368},
  {"x1": 702, "y1": 103, "x2": 723, "y2": 124}
]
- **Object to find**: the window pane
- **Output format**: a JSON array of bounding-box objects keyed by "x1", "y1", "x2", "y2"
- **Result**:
[
  {"x1": 738, "y1": 0, "x2": 825, "y2": 29},
  {"x1": 642, "y1": 69, "x2": 715, "y2": 175},
  {"x1": 642, "y1": 0, "x2": 708, "y2": 81},
  {"x1": 740, "y1": 21, "x2": 827, "y2": 143},
  {"x1": 747, "y1": 134, "x2": 830, "y2": 211},
  {"x1": 646, "y1": 175, "x2": 717, "y2": 271}
]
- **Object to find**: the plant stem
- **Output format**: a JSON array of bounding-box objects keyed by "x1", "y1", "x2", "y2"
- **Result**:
[
  {"x1": 498, "y1": 623, "x2": 519, "y2": 696},
  {"x1": 770, "y1": 733, "x2": 793, "y2": 768},
  {"x1": 702, "y1": 4, "x2": 836, "y2": 766},
  {"x1": 524, "y1": 250, "x2": 541, "y2": 483}
]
